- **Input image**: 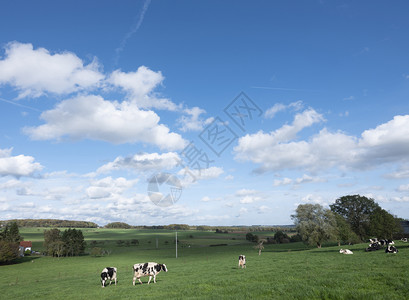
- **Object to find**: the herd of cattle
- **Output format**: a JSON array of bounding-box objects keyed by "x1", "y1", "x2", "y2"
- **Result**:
[
  {"x1": 101, "y1": 238, "x2": 406, "y2": 287},
  {"x1": 339, "y1": 237, "x2": 405, "y2": 256},
  {"x1": 100, "y1": 256, "x2": 246, "y2": 287}
]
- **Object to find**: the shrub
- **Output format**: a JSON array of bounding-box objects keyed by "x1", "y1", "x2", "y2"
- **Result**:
[{"x1": 90, "y1": 247, "x2": 104, "y2": 257}]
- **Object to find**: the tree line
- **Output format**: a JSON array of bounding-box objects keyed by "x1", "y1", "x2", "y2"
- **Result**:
[
  {"x1": 104, "y1": 222, "x2": 296, "y2": 233},
  {"x1": 0, "y1": 219, "x2": 98, "y2": 228},
  {"x1": 292, "y1": 195, "x2": 404, "y2": 248}
]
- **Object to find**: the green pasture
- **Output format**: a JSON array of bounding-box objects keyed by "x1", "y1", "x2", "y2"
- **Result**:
[{"x1": 2, "y1": 228, "x2": 409, "y2": 299}]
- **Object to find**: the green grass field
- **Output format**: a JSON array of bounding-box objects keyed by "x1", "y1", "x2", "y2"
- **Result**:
[{"x1": 2, "y1": 228, "x2": 409, "y2": 299}]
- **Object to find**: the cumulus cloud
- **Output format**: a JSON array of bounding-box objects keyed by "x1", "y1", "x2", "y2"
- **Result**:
[
  {"x1": 0, "y1": 148, "x2": 43, "y2": 177},
  {"x1": 235, "y1": 189, "x2": 262, "y2": 204},
  {"x1": 86, "y1": 176, "x2": 138, "y2": 199},
  {"x1": 177, "y1": 107, "x2": 214, "y2": 132},
  {"x1": 97, "y1": 152, "x2": 180, "y2": 174},
  {"x1": 0, "y1": 42, "x2": 104, "y2": 98},
  {"x1": 23, "y1": 95, "x2": 187, "y2": 150},
  {"x1": 109, "y1": 67, "x2": 178, "y2": 111},
  {"x1": 236, "y1": 109, "x2": 409, "y2": 174}
]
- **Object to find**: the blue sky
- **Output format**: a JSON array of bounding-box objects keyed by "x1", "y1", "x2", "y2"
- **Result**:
[{"x1": 1, "y1": 0, "x2": 409, "y2": 226}]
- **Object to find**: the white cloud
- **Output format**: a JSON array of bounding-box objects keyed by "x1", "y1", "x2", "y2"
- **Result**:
[
  {"x1": 301, "y1": 194, "x2": 327, "y2": 206},
  {"x1": 236, "y1": 110, "x2": 409, "y2": 173},
  {"x1": 178, "y1": 166, "x2": 224, "y2": 181},
  {"x1": 235, "y1": 189, "x2": 257, "y2": 197},
  {"x1": 0, "y1": 42, "x2": 104, "y2": 98},
  {"x1": 343, "y1": 96, "x2": 355, "y2": 101},
  {"x1": 109, "y1": 67, "x2": 178, "y2": 111},
  {"x1": 23, "y1": 94, "x2": 186, "y2": 150},
  {"x1": 86, "y1": 176, "x2": 138, "y2": 199},
  {"x1": 235, "y1": 189, "x2": 262, "y2": 204},
  {"x1": 97, "y1": 152, "x2": 179, "y2": 174},
  {"x1": 265, "y1": 100, "x2": 303, "y2": 119},
  {"x1": 0, "y1": 148, "x2": 43, "y2": 177},
  {"x1": 237, "y1": 207, "x2": 248, "y2": 217},
  {"x1": 257, "y1": 205, "x2": 271, "y2": 214},
  {"x1": 391, "y1": 196, "x2": 409, "y2": 202},
  {"x1": 396, "y1": 184, "x2": 409, "y2": 192},
  {"x1": 385, "y1": 168, "x2": 409, "y2": 179},
  {"x1": 177, "y1": 107, "x2": 214, "y2": 132},
  {"x1": 201, "y1": 196, "x2": 211, "y2": 202},
  {"x1": 273, "y1": 177, "x2": 292, "y2": 186},
  {"x1": 273, "y1": 175, "x2": 324, "y2": 186},
  {"x1": 265, "y1": 103, "x2": 286, "y2": 119}
]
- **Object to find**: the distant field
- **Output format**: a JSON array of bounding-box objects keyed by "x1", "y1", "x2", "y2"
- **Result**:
[{"x1": 2, "y1": 228, "x2": 409, "y2": 299}]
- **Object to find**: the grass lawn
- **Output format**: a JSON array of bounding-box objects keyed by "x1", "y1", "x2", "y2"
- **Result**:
[{"x1": 1, "y1": 228, "x2": 408, "y2": 299}]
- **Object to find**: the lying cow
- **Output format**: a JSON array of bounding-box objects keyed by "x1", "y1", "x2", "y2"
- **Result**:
[
  {"x1": 365, "y1": 243, "x2": 382, "y2": 252},
  {"x1": 385, "y1": 245, "x2": 398, "y2": 254},
  {"x1": 379, "y1": 239, "x2": 394, "y2": 246},
  {"x1": 101, "y1": 267, "x2": 117, "y2": 287},
  {"x1": 401, "y1": 238, "x2": 408, "y2": 242},
  {"x1": 238, "y1": 255, "x2": 246, "y2": 268},
  {"x1": 132, "y1": 262, "x2": 168, "y2": 285},
  {"x1": 339, "y1": 249, "x2": 353, "y2": 254}
]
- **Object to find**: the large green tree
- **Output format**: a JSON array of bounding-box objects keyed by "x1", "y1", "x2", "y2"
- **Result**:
[
  {"x1": 330, "y1": 195, "x2": 380, "y2": 240},
  {"x1": 292, "y1": 204, "x2": 337, "y2": 248}
]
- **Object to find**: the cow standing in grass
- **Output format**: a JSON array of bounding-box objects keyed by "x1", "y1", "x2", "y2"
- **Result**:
[
  {"x1": 238, "y1": 255, "x2": 246, "y2": 268},
  {"x1": 132, "y1": 262, "x2": 168, "y2": 285},
  {"x1": 101, "y1": 267, "x2": 117, "y2": 287}
]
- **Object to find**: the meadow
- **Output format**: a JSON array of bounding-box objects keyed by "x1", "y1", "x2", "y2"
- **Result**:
[{"x1": 1, "y1": 228, "x2": 409, "y2": 299}]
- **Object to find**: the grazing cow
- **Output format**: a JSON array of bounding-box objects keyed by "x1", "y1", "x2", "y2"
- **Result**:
[
  {"x1": 132, "y1": 262, "x2": 168, "y2": 285},
  {"x1": 339, "y1": 249, "x2": 353, "y2": 255},
  {"x1": 401, "y1": 238, "x2": 408, "y2": 242},
  {"x1": 238, "y1": 255, "x2": 246, "y2": 268},
  {"x1": 385, "y1": 245, "x2": 398, "y2": 254},
  {"x1": 101, "y1": 267, "x2": 117, "y2": 287},
  {"x1": 365, "y1": 243, "x2": 382, "y2": 252}
]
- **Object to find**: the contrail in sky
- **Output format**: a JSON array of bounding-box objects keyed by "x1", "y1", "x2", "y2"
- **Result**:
[
  {"x1": 113, "y1": 0, "x2": 152, "y2": 67},
  {"x1": 0, "y1": 97, "x2": 41, "y2": 112}
]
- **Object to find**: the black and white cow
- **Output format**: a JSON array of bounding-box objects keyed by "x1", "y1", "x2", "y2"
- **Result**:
[
  {"x1": 238, "y1": 255, "x2": 246, "y2": 268},
  {"x1": 401, "y1": 238, "x2": 408, "y2": 242},
  {"x1": 379, "y1": 239, "x2": 394, "y2": 246},
  {"x1": 369, "y1": 238, "x2": 378, "y2": 244},
  {"x1": 385, "y1": 245, "x2": 398, "y2": 253},
  {"x1": 101, "y1": 267, "x2": 117, "y2": 287},
  {"x1": 365, "y1": 243, "x2": 382, "y2": 252},
  {"x1": 132, "y1": 262, "x2": 168, "y2": 285}
]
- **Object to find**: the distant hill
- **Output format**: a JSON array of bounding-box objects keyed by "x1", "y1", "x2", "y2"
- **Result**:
[{"x1": 0, "y1": 219, "x2": 98, "y2": 228}]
